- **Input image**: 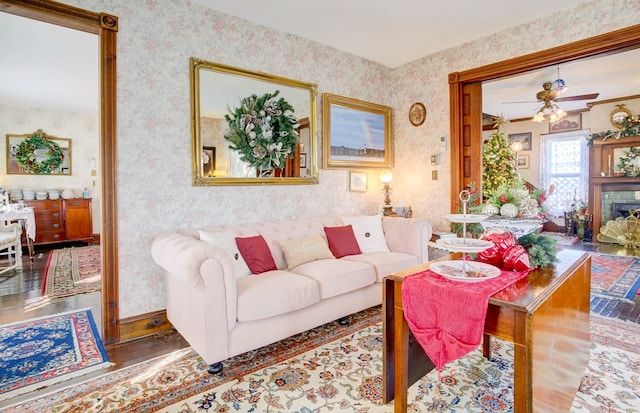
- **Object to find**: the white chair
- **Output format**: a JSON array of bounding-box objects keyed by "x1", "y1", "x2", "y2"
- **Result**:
[{"x1": 0, "y1": 222, "x2": 22, "y2": 274}]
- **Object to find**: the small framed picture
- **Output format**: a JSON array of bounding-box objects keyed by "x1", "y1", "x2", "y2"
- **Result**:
[
  {"x1": 202, "y1": 146, "x2": 216, "y2": 176},
  {"x1": 300, "y1": 153, "x2": 307, "y2": 168},
  {"x1": 349, "y1": 171, "x2": 368, "y2": 192},
  {"x1": 508, "y1": 132, "x2": 532, "y2": 151},
  {"x1": 517, "y1": 154, "x2": 530, "y2": 169},
  {"x1": 549, "y1": 114, "x2": 582, "y2": 133}
]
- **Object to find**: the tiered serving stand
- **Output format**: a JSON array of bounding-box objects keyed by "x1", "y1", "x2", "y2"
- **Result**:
[{"x1": 432, "y1": 190, "x2": 501, "y2": 282}]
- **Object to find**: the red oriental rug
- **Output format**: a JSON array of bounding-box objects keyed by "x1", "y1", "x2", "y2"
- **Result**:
[
  {"x1": 41, "y1": 246, "x2": 101, "y2": 299},
  {"x1": 590, "y1": 252, "x2": 640, "y2": 300}
]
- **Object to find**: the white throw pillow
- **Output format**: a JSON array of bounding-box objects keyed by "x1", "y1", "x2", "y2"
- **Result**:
[
  {"x1": 341, "y1": 215, "x2": 390, "y2": 253},
  {"x1": 199, "y1": 230, "x2": 252, "y2": 277},
  {"x1": 278, "y1": 235, "x2": 335, "y2": 269}
]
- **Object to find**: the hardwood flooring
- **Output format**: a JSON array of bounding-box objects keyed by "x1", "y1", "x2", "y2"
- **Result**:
[{"x1": 0, "y1": 239, "x2": 638, "y2": 407}]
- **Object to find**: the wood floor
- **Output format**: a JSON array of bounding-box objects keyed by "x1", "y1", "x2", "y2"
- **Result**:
[{"x1": 0, "y1": 239, "x2": 638, "y2": 407}]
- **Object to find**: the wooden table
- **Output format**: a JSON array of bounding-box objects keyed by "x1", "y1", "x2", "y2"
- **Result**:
[{"x1": 382, "y1": 249, "x2": 591, "y2": 413}]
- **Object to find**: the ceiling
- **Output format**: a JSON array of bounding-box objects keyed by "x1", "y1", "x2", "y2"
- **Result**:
[{"x1": 1, "y1": 1, "x2": 638, "y2": 120}]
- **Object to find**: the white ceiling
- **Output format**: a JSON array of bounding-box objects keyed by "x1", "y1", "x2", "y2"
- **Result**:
[{"x1": 1, "y1": 1, "x2": 638, "y2": 120}]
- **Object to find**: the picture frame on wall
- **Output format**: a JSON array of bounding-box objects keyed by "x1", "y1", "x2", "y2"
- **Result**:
[
  {"x1": 300, "y1": 153, "x2": 307, "y2": 168},
  {"x1": 508, "y1": 132, "x2": 532, "y2": 151},
  {"x1": 549, "y1": 114, "x2": 582, "y2": 134},
  {"x1": 349, "y1": 171, "x2": 368, "y2": 192},
  {"x1": 322, "y1": 93, "x2": 393, "y2": 170},
  {"x1": 6, "y1": 131, "x2": 72, "y2": 175},
  {"x1": 517, "y1": 154, "x2": 530, "y2": 169}
]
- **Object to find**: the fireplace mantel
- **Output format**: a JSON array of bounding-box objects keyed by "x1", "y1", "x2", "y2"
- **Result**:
[{"x1": 589, "y1": 136, "x2": 640, "y2": 237}]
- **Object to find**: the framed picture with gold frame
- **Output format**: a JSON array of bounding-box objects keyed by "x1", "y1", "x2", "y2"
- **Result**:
[
  {"x1": 349, "y1": 171, "x2": 368, "y2": 192},
  {"x1": 322, "y1": 93, "x2": 393, "y2": 170},
  {"x1": 6, "y1": 130, "x2": 72, "y2": 175}
]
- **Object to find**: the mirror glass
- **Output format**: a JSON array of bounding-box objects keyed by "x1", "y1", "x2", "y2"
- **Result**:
[
  {"x1": 610, "y1": 104, "x2": 632, "y2": 129},
  {"x1": 191, "y1": 58, "x2": 318, "y2": 185},
  {"x1": 6, "y1": 130, "x2": 72, "y2": 175}
]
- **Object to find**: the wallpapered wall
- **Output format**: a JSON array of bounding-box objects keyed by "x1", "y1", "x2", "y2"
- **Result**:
[
  {"x1": 0, "y1": 104, "x2": 101, "y2": 233},
  {"x1": 63, "y1": 0, "x2": 640, "y2": 318}
]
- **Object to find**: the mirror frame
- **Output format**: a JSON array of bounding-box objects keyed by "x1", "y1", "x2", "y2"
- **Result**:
[
  {"x1": 6, "y1": 131, "x2": 72, "y2": 175},
  {"x1": 190, "y1": 58, "x2": 319, "y2": 186},
  {"x1": 610, "y1": 104, "x2": 632, "y2": 129}
]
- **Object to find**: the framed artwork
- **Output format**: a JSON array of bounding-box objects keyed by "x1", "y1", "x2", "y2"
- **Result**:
[
  {"x1": 299, "y1": 153, "x2": 307, "y2": 168},
  {"x1": 517, "y1": 154, "x2": 530, "y2": 169},
  {"x1": 322, "y1": 93, "x2": 393, "y2": 169},
  {"x1": 549, "y1": 114, "x2": 582, "y2": 133},
  {"x1": 6, "y1": 131, "x2": 72, "y2": 175},
  {"x1": 349, "y1": 171, "x2": 368, "y2": 192},
  {"x1": 202, "y1": 146, "x2": 216, "y2": 176},
  {"x1": 508, "y1": 132, "x2": 532, "y2": 151}
]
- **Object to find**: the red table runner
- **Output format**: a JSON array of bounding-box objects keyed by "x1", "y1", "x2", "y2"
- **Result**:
[{"x1": 401, "y1": 265, "x2": 530, "y2": 374}]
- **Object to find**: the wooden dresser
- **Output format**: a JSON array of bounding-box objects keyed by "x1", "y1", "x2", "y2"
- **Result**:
[{"x1": 23, "y1": 198, "x2": 93, "y2": 245}]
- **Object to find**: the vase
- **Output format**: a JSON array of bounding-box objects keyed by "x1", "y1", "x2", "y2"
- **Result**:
[{"x1": 577, "y1": 220, "x2": 587, "y2": 239}]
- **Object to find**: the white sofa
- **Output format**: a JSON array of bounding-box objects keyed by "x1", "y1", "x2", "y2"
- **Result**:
[{"x1": 151, "y1": 215, "x2": 431, "y2": 373}]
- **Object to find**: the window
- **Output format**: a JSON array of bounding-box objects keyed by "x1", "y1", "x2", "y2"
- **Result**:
[{"x1": 540, "y1": 130, "x2": 589, "y2": 215}]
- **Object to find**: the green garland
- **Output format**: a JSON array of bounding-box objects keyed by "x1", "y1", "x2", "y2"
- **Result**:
[
  {"x1": 617, "y1": 146, "x2": 640, "y2": 177},
  {"x1": 518, "y1": 231, "x2": 558, "y2": 268},
  {"x1": 15, "y1": 130, "x2": 64, "y2": 174},
  {"x1": 588, "y1": 114, "x2": 640, "y2": 144},
  {"x1": 224, "y1": 90, "x2": 299, "y2": 173}
]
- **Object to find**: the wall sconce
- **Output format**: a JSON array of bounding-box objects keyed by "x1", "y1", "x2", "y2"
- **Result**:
[{"x1": 379, "y1": 169, "x2": 394, "y2": 216}]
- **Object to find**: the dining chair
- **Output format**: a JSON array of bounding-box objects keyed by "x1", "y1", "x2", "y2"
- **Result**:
[{"x1": 0, "y1": 222, "x2": 22, "y2": 274}]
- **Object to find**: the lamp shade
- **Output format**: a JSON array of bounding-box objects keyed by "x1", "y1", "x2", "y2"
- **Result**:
[{"x1": 379, "y1": 169, "x2": 393, "y2": 184}]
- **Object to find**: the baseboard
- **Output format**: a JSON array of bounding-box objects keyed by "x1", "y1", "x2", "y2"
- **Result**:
[{"x1": 118, "y1": 309, "x2": 173, "y2": 343}]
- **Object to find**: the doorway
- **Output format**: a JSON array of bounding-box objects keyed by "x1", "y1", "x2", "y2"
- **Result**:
[
  {"x1": 0, "y1": 1, "x2": 119, "y2": 345},
  {"x1": 448, "y1": 24, "x2": 640, "y2": 211}
]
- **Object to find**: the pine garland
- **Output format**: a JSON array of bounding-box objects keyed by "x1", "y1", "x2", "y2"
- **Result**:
[{"x1": 224, "y1": 90, "x2": 299, "y2": 172}]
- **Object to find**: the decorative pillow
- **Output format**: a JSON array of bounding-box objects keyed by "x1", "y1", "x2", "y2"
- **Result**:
[
  {"x1": 278, "y1": 235, "x2": 335, "y2": 269},
  {"x1": 341, "y1": 215, "x2": 390, "y2": 253},
  {"x1": 198, "y1": 230, "x2": 252, "y2": 277},
  {"x1": 235, "y1": 235, "x2": 277, "y2": 274},
  {"x1": 323, "y1": 225, "x2": 362, "y2": 258}
]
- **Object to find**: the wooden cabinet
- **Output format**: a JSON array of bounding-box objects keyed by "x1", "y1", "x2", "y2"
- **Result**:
[{"x1": 24, "y1": 198, "x2": 93, "y2": 245}]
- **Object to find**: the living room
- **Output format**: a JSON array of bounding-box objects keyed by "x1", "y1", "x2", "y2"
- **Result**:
[{"x1": 1, "y1": 0, "x2": 640, "y2": 411}]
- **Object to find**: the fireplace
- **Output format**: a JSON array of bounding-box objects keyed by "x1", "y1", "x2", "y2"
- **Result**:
[{"x1": 611, "y1": 202, "x2": 640, "y2": 219}]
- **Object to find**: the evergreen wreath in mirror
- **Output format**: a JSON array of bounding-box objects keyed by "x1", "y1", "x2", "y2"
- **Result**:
[
  {"x1": 617, "y1": 146, "x2": 640, "y2": 177},
  {"x1": 15, "y1": 129, "x2": 65, "y2": 174},
  {"x1": 224, "y1": 90, "x2": 299, "y2": 176}
]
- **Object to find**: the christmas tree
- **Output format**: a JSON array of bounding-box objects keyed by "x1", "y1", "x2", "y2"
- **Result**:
[{"x1": 482, "y1": 117, "x2": 518, "y2": 198}]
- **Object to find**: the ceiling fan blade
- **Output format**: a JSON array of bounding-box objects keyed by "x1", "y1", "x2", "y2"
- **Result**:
[{"x1": 555, "y1": 93, "x2": 600, "y2": 102}]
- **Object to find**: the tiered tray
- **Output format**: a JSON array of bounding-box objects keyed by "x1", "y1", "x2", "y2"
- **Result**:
[{"x1": 433, "y1": 190, "x2": 501, "y2": 282}]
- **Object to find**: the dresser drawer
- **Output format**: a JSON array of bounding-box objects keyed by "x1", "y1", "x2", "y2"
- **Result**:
[
  {"x1": 25, "y1": 200, "x2": 62, "y2": 210},
  {"x1": 35, "y1": 230, "x2": 65, "y2": 244},
  {"x1": 34, "y1": 209, "x2": 63, "y2": 220},
  {"x1": 36, "y1": 220, "x2": 64, "y2": 232}
]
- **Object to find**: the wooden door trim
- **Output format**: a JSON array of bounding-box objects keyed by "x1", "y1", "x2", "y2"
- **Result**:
[
  {"x1": 449, "y1": 24, "x2": 640, "y2": 210},
  {"x1": 1, "y1": 0, "x2": 120, "y2": 345}
]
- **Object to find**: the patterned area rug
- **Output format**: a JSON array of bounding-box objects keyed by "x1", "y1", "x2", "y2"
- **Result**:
[
  {"x1": 590, "y1": 252, "x2": 640, "y2": 300},
  {"x1": 3, "y1": 308, "x2": 639, "y2": 412},
  {"x1": 41, "y1": 246, "x2": 101, "y2": 298},
  {"x1": 0, "y1": 309, "x2": 111, "y2": 403},
  {"x1": 539, "y1": 231, "x2": 579, "y2": 246}
]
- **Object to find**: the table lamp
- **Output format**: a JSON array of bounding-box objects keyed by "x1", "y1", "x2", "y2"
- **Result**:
[{"x1": 380, "y1": 169, "x2": 394, "y2": 216}]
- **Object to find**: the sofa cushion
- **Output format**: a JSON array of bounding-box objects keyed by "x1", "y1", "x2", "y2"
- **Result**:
[
  {"x1": 324, "y1": 225, "x2": 361, "y2": 258},
  {"x1": 291, "y1": 259, "x2": 376, "y2": 299},
  {"x1": 342, "y1": 251, "x2": 419, "y2": 282},
  {"x1": 236, "y1": 235, "x2": 277, "y2": 274},
  {"x1": 236, "y1": 270, "x2": 320, "y2": 322},
  {"x1": 342, "y1": 215, "x2": 390, "y2": 253},
  {"x1": 198, "y1": 230, "x2": 252, "y2": 278},
  {"x1": 278, "y1": 235, "x2": 335, "y2": 269}
]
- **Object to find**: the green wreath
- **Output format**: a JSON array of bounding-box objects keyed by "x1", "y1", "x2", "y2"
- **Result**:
[
  {"x1": 15, "y1": 130, "x2": 65, "y2": 174},
  {"x1": 223, "y1": 90, "x2": 299, "y2": 174},
  {"x1": 617, "y1": 146, "x2": 640, "y2": 177}
]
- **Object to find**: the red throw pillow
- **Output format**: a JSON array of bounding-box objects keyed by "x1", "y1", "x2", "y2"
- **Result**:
[
  {"x1": 235, "y1": 235, "x2": 277, "y2": 274},
  {"x1": 324, "y1": 225, "x2": 362, "y2": 258}
]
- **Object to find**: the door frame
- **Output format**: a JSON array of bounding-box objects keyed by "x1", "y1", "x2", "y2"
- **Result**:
[
  {"x1": 0, "y1": 0, "x2": 120, "y2": 345},
  {"x1": 449, "y1": 24, "x2": 640, "y2": 211}
]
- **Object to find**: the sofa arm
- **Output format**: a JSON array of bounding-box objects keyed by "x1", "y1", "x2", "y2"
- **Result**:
[
  {"x1": 382, "y1": 217, "x2": 432, "y2": 263},
  {"x1": 151, "y1": 233, "x2": 239, "y2": 331}
]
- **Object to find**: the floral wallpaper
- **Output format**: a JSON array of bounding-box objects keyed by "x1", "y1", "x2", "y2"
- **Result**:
[{"x1": 57, "y1": 0, "x2": 640, "y2": 318}]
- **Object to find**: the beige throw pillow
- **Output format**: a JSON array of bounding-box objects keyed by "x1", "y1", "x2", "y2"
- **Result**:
[
  {"x1": 278, "y1": 235, "x2": 335, "y2": 269},
  {"x1": 199, "y1": 230, "x2": 252, "y2": 278}
]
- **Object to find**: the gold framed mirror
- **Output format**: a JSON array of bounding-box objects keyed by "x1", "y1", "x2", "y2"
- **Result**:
[
  {"x1": 6, "y1": 130, "x2": 72, "y2": 175},
  {"x1": 190, "y1": 58, "x2": 319, "y2": 185},
  {"x1": 610, "y1": 104, "x2": 632, "y2": 129}
]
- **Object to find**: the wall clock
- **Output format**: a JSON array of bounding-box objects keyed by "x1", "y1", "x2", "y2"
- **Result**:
[{"x1": 409, "y1": 102, "x2": 426, "y2": 126}]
